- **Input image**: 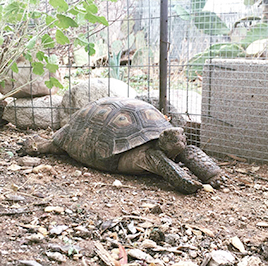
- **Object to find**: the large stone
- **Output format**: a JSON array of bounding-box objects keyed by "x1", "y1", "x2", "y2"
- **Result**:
[
  {"x1": 201, "y1": 59, "x2": 268, "y2": 162},
  {"x1": 0, "y1": 57, "x2": 59, "y2": 98},
  {"x1": 60, "y1": 78, "x2": 137, "y2": 126},
  {"x1": 138, "y1": 89, "x2": 202, "y2": 123},
  {"x1": 3, "y1": 95, "x2": 62, "y2": 129}
]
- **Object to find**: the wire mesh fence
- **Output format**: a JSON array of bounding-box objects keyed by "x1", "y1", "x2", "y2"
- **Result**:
[{"x1": 0, "y1": 0, "x2": 267, "y2": 163}]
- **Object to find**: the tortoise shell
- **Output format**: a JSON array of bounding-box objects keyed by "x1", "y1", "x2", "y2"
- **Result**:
[{"x1": 53, "y1": 97, "x2": 173, "y2": 171}]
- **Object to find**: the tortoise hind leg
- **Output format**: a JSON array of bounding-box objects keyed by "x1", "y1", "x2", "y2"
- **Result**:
[
  {"x1": 18, "y1": 135, "x2": 65, "y2": 156},
  {"x1": 176, "y1": 145, "x2": 224, "y2": 188},
  {"x1": 144, "y1": 149, "x2": 203, "y2": 194}
]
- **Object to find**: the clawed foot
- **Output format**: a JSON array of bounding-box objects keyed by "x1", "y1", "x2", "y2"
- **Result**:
[
  {"x1": 205, "y1": 172, "x2": 228, "y2": 189},
  {"x1": 17, "y1": 135, "x2": 39, "y2": 156},
  {"x1": 17, "y1": 135, "x2": 52, "y2": 156}
]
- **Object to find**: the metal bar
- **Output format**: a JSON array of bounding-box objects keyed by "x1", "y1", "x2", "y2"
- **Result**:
[{"x1": 159, "y1": 0, "x2": 168, "y2": 114}]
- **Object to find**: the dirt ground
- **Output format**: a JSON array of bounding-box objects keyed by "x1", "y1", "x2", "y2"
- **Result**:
[{"x1": 0, "y1": 124, "x2": 267, "y2": 266}]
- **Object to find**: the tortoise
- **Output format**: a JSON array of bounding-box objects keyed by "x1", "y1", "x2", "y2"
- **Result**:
[{"x1": 19, "y1": 97, "x2": 223, "y2": 194}]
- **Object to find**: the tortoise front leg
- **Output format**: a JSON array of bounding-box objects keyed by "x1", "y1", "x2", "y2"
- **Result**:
[
  {"x1": 144, "y1": 149, "x2": 203, "y2": 194},
  {"x1": 18, "y1": 135, "x2": 65, "y2": 156},
  {"x1": 176, "y1": 145, "x2": 224, "y2": 188}
]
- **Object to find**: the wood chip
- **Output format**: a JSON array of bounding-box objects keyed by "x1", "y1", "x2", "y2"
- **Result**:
[
  {"x1": 94, "y1": 241, "x2": 115, "y2": 266},
  {"x1": 230, "y1": 236, "x2": 246, "y2": 253},
  {"x1": 227, "y1": 154, "x2": 247, "y2": 162}
]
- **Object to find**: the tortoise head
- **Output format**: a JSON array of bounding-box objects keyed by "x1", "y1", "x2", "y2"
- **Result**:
[
  {"x1": 17, "y1": 135, "x2": 40, "y2": 156},
  {"x1": 158, "y1": 127, "x2": 186, "y2": 159}
]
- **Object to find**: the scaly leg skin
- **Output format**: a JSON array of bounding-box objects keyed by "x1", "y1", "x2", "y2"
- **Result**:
[
  {"x1": 145, "y1": 149, "x2": 203, "y2": 194},
  {"x1": 18, "y1": 135, "x2": 65, "y2": 156},
  {"x1": 176, "y1": 145, "x2": 224, "y2": 188}
]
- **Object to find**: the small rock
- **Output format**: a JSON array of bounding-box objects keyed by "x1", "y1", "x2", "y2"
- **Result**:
[
  {"x1": 38, "y1": 227, "x2": 48, "y2": 236},
  {"x1": 203, "y1": 184, "x2": 214, "y2": 192},
  {"x1": 7, "y1": 164, "x2": 21, "y2": 171},
  {"x1": 83, "y1": 172, "x2": 91, "y2": 177},
  {"x1": 208, "y1": 250, "x2": 236, "y2": 266},
  {"x1": 163, "y1": 256, "x2": 170, "y2": 263},
  {"x1": 222, "y1": 188, "x2": 230, "y2": 193},
  {"x1": 150, "y1": 204, "x2": 163, "y2": 214},
  {"x1": 25, "y1": 233, "x2": 45, "y2": 243},
  {"x1": 149, "y1": 229, "x2": 165, "y2": 243},
  {"x1": 127, "y1": 220, "x2": 137, "y2": 234},
  {"x1": 44, "y1": 206, "x2": 64, "y2": 213},
  {"x1": 254, "y1": 184, "x2": 262, "y2": 190},
  {"x1": 49, "y1": 225, "x2": 68, "y2": 235},
  {"x1": 138, "y1": 221, "x2": 153, "y2": 228},
  {"x1": 74, "y1": 225, "x2": 91, "y2": 237},
  {"x1": 256, "y1": 221, "x2": 268, "y2": 227},
  {"x1": 140, "y1": 239, "x2": 158, "y2": 249},
  {"x1": 46, "y1": 251, "x2": 66, "y2": 262},
  {"x1": 5, "y1": 194, "x2": 25, "y2": 201},
  {"x1": 189, "y1": 250, "x2": 198, "y2": 259},
  {"x1": 165, "y1": 234, "x2": 180, "y2": 245},
  {"x1": 65, "y1": 208, "x2": 73, "y2": 214},
  {"x1": 112, "y1": 179, "x2": 123, "y2": 187},
  {"x1": 33, "y1": 164, "x2": 57, "y2": 175},
  {"x1": 72, "y1": 170, "x2": 82, "y2": 177},
  {"x1": 127, "y1": 248, "x2": 155, "y2": 263},
  {"x1": 17, "y1": 156, "x2": 41, "y2": 167},
  {"x1": 237, "y1": 255, "x2": 262, "y2": 266},
  {"x1": 230, "y1": 236, "x2": 246, "y2": 253},
  {"x1": 18, "y1": 260, "x2": 43, "y2": 266}
]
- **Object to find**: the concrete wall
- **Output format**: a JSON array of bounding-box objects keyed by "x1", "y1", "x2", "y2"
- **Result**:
[{"x1": 201, "y1": 59, "x2": 268, "y2": 162}]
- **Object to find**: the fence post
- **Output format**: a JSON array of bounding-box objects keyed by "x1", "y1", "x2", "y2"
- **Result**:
[{"x1": 159, "y1": 0, "x2": 168, "y2": 115}]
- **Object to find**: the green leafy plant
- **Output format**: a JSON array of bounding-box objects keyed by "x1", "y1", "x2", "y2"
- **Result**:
[
  {"x1": 0, "y1": 0, "x2": 112, "y2": 100},
  {"x1": 175, "y1": 0, "x2": 268, "y2": 80},
  {"x1": 108, "y1": 51, "x2": 124, "y2": 80}
]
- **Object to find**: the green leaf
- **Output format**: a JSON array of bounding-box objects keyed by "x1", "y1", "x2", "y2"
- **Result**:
[
  {"x1": 0, "y1": 36, "x2": 3, "y2": 46},
  {"x1": 84, "y1": 13, "x2": 108, "y2": 26},
  {"x1": 26, "y1": 36, "x2": 37, "y2": 49},
  {"x1": 56, "y1": 29, "x2": 70, "y2": 45},
  {"x1": 83, "y1": 1, "x2": 98, "y2": 14},
  {"x1": 74, "y1": 34, "x2": 88, "y2": 47},
  {"x1": 0, "y1": 81, "x2": 5, "y2": 88},
  {"x1": 174, "y1": 4, "x2": 191, "y2": 21},
  {"x1": 48, "y1": 54, "x2": 58, "y2": 64},
  {"x1": 31, "y1": 11, "x2": 42, "y2": 19},
  {"x1": 193, "y1": 11, "x2": 230, "y2": 35},
  {"x1": 41, "y1": 34, "x2": 55, "y2": 48},
  {"x1": 11, "y1": 63, "x2": 19, "y2": 73},
  {"x1": 23, "y1": 52, "x2": 32, "y2": 62},
  {"x1": 4, "y1": 2, "x2": 24, "y2": 16},
  {"x1": 46, "y1": 15, "x2": 56, "y2": 27},
  {"x1": 85, "y1": 43, "x2": 95, "y2": 56},
  {"x1": 240, "y1": 23, "x2": 268, "y2": 48},
  {"x1": 32, "y1": 62, "x2": 45, "y2": 75},
  {"x1": 49, "y1": 0, "x2": 68, "y2": 12},
  {"x1": 36, "y1": 51, "x2": 45, "y2": 61},
  {"x1": 46, "y1": 63, "x2": 58, "y2": 73},
  {"x1": 56, "y1": 14, "x2": 78, "y2": 29},
  {"x1": 191, "y1": 0, "x2": 206, "y2": 13},
  {"x1": 45, "y1": 77, "x2": 63, "y2": 89}
]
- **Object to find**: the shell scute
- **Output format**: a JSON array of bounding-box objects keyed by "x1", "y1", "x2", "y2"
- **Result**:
[{"x1": 53, "y1": 97, "x2": 172, "y2": 171}]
